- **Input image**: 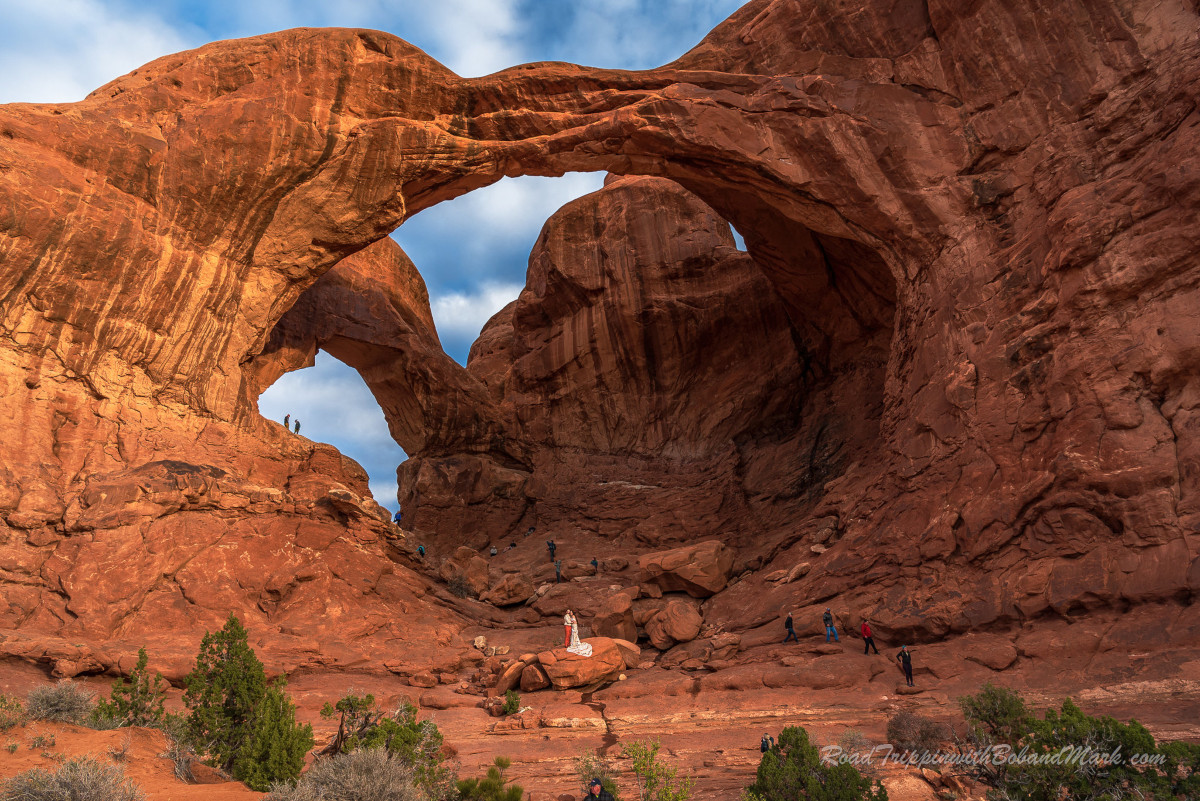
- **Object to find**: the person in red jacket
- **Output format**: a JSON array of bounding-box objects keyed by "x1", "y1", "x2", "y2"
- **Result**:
[{"x1": 861, "y1": 619, "x2": 879, "y2": 654}]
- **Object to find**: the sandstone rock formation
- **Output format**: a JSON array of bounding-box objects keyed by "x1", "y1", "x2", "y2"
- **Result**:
[
  {"x1": 644, "y1": 601, "x2": 704, "y2": 651},
  {"x1": 536, "y1": 638, "x2": 626, "y2": 690},
  {"x1": 638, "y1": 541, "x2": 735, "y2": 598},
  {"x1": 0, "y1": 0, "x2": 1196, "y2": 724}
]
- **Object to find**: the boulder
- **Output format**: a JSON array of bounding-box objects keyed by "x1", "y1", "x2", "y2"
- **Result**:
[
  {"x1": 519, "y1": 663, "x2": 551, "y2": 692},
  {"x1": 593, "y1": 592, "x2": 637, "y2": 642},
  {"x1": 493, "y1": 660, "x2": 526, "y2": 694},
  {"x1": 637, "y1": 540, "x2": 734, "y2": 597},
  {"x1": 409, "y1": 671, "x2": 438, "y2": 689},
  {"x1": 481, "y1": 573, "x2": 534, "y2": 606},
  {"x1": 709, "y1": 632, "x2": 741, "y2": 660},
  {"x1": 535, "y1": 637, "x2": 624, "y2": 689},
  {"x1": 964, "y1": 636, "x2": 1019, "y2": 671},
  {"x1": 645, "y1": 601, "x2": 703, "y2": 649},
  {"x1": 611, "y1": 638, "x2": 642, "y2": 670}
]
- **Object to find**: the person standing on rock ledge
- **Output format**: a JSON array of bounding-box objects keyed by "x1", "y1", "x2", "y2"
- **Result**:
[
  {"x1": 897, "y1": 645, "x2": 915, "y2": 687},
  {"x1": 823, "y1": 608, "x2": 839, "y2": 642},
  {"x1": 783, "y1": 611, "x2": 798, "y2": 643},
  {"x1": 554, "y1": 559, "x2": 563, "y2": 583},
  {"x1": 294, "y1": 419, "x2": 301, "y2": 435},
  {"x1": 591, "y1": 556, "x2": 599, "y2": 573},
  {"x1": 283, "y1": 413, "x2": 290, "y2": 429},
  {"x1": 861, "y1": 619, "x2": 879, "y2": 654},
  {"x1": 547, "y1": 539, "x2": 556, "y2": 560}
]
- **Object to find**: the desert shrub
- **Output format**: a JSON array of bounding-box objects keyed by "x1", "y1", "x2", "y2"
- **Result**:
[
  {"x1": 502, "y1": 690, "x2": 520, "y2": 716},
  {"x1": 447, "y1": 575, "x2": 475, "y2": 599},
  {"x1": 182, "y1": 614, "x2": 311, "y2": 790},
  {"x1": 0, "y1": 696, "x2": 26, "y2": 731},
  {"x1": 744, "y1": 726, "x2": 887, "y2": 801},
  {"x1": 956, "y1": 686, "x2": 1200, "y2": 800},
  {"x1": 885, "y1": 710, "x2": 949, "y2": 754},
  {"x1": 622, "y1": 740, "x2": 694, "y2": 801},
  {"x1": 25, "y1": 681, "x2": 94, "y2": 725},
  {"x1": 93, "y1": 647, "x2": 168, "y2": 728},
  {"x1": 233, "y1": 682, "x2": 314, "y2": 791},
  {"x1": 836, "y1": 729, "x2": 879, "y2": 778},
  {"x1": 457, "y1": 756, "x2": 523, "y2": 801},
  {"x1": 958, "y1": 682, "x2": 1029, "y2": 744},
  {"x1": 574, "y1": 748, "x2": 621, "y2": 800},
  {"x1": 266, "y1": 749, "x2": 421, "y2": 801},
  {"x1": 158, "y1": 722, "x2": 198, "y2": 784},
  {"x1": 319, "y1": 694, "x2": 454, "y2": 798},
  {"x1": 1, "y1": 755, "x2": 143, "y2": 801}
]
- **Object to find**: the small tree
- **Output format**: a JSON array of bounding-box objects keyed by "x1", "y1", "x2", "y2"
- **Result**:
[
  {"x1": 957, "y1": 686, "x2": 1200, "y2": 800},
  {"x1": 502, "y1": 690, "x2": 521, "y2": 716},
  {"x1": 94, "y1": 647, "x2": 168, "y2": 728},
  {"x1": 745, "y1": 726, "x2": 887, "y2": 801},
  {"x1": 233, "y1": 681, "x2": 314, "y2": 791},
  {"x1": 319, "y1": 694, "x2": 454, "y2": 798},
  {"x1": 575, "y1": 748, "x2": 621, "y2": 800},
  {"x1": 958, "y1": 682, "x2": 1030, "y2": 744},
  {"x1": 457, "y1": 756, "x2": 523, "y2": 801},
  {"x1": 183, "y1": 614, "x2": 267, "y2": 772},
  {"x1": 621, "y1": 740, "x2": 694, "y2": 801}
]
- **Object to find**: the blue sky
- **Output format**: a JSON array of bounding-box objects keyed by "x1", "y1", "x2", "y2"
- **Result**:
[{"x1": 0, "y1": 0, "x2": 750, "y2": 510}]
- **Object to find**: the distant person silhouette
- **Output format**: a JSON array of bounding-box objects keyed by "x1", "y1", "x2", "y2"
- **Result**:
[
  {"x1": 393, "y1": 508, "x2": 402, "y2": 525},
  {"x1": 294, "y1": 419, "x2": 301, "y2": 434},
  {"x1": 591, "y1": 557, "x2": 599, "y2": 573},
  {"x1": 783, "y1": 612, "x2": 797, "y2": 643},
  {"x1": 897, "y1": 645, "x2": 915, "y2": 686},
  {"x1": 284, "y1": 413, "x2": 290, "y2": 429},
  {"x1": 547, "y1": 539, "x2": 556, "y2": 560},
  {"x1": 554, "y1": 559, "x2": 562, "y2": 583}
]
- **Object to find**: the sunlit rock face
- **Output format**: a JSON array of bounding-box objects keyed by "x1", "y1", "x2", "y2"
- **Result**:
[{"x1": 0, "y1": 0, "x2": 1198, "y2": 674}]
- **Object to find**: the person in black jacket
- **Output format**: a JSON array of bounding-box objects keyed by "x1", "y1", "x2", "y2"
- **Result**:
[
  {"x1": 897, "y1": 645, "x2": 915, "y2": 687},
  {"x1": 587, "y1": 778, "x2": 615, "y2": 801},
  {"x1": 783, "y1": 612, "x2": 798, "y2": 643}
]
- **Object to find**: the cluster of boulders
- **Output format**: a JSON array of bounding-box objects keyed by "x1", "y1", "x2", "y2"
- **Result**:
[{"x1": 458, "y1": 541, "x2": 749, "y2": 699}]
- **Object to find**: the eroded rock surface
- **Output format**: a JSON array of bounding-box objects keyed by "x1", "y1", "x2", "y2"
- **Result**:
[{"x1": 0, "y1": 0, "x2": 1197, "y2": 765}]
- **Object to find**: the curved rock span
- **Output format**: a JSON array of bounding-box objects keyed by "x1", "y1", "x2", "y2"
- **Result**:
[{"x1": 0, "y1": 0, "x2": 1197, "y2": 744}]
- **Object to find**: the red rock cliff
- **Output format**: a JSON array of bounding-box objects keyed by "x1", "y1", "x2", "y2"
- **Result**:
[{"x1": 0, "y1": 0, "x2": 1198, "y2": 671}]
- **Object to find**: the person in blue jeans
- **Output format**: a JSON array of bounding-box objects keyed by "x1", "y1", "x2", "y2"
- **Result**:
[
  {"x1": 823, "y1": 608, "x2": 839, "y2": 642},
  {"x1": 783, "y1": 612, "x2": 798, "y2": 643}
]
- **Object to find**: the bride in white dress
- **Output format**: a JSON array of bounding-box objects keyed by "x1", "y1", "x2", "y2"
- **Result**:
[{"x1": 564, "y1": 609, "x2": 593, "y2": 657}]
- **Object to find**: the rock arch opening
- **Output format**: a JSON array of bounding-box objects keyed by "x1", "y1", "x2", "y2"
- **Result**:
[{"x1": 257, "y1": 351, "x2": 405, "y2": 512}]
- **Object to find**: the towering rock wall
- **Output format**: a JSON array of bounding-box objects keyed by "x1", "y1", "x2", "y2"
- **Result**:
[
  {"x1": 0, "y1": 0, "x2": 1197, "y2": 666},
  {"x1": 402, "y1": 176, "x2": 825, "y2": 547}
]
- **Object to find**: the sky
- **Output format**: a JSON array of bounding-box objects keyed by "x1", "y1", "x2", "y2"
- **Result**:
[{"x1": 0, "y1": 0, "x2": 750, "y2": 510}]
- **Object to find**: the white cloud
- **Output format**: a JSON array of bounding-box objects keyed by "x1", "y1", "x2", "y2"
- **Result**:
[
  {"x1": 257, "y1": 352, "x2": 405, "y2": 511},
  {"x1": 0, "y1": 0, "x2": 193, "y2": 103},
  {"x1": 431, "y1": 281, "x2": 524, "y2": 344}
]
